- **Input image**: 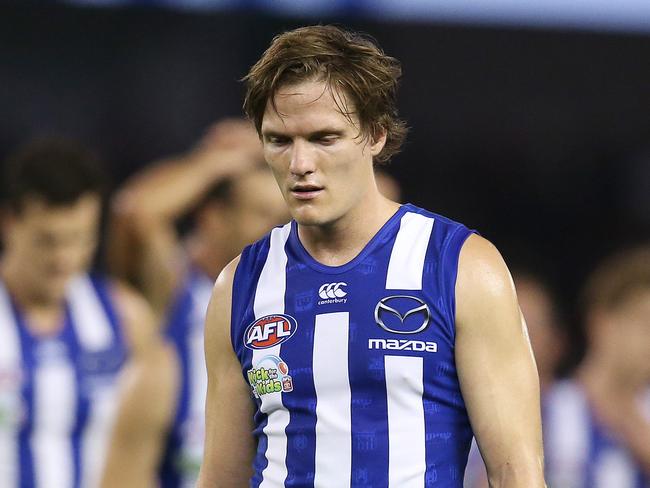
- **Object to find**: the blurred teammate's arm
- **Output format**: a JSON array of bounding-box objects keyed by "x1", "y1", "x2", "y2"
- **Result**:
[
  {"x1": 101, "y1": 281, "x2": 179, "y2": 488},
  {"x1": 455, "y1": 235, "x2": 546, "y2": 488},
  {"x1": 107, "y1": 119, "x2": 262, "y2": 314},
  {"x1": 197, "y1": 257, "x2": 256, "y2": 488}
]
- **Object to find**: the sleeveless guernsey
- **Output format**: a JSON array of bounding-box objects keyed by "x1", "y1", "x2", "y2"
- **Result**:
[
  {"x1": 159, "y1": 269, "x2": 213, "y2": 487},
  {"x1": 230, "y1": 204, "x2": 475, "y2": 487},
  {"x1": 545, "y1": 380, "x2": 650, "y2": 488},
  {"x1": 0, "y1": 275, "x2": 127, "y2": 488}
]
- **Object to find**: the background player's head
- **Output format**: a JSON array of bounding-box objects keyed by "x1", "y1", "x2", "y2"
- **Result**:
[
  {"x1": 243, "y1": 25, "x2": 407, "y2": 226},
  {"x1": 186, "y1": 118, "x2": 288, "y2": 262},
  {"x1": 580, "y1": 245, "x2": 650, "y2": 384},
  {"x1": 194, "y1": 167, "x2": 288, "y2": 260},
  {"x1": 1, "y1": 138, "x2": 106, "y2": 303}
]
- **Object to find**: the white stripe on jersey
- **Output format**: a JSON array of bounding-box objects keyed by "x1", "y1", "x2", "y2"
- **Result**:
[
  {"x1": 0, "y1": 285, "x2": 21, "y2": 487},
  {"x1": 385, "y1": 355, "x2": 426, "y2": 488},
  {"x1": 31, "y1": 354, "x2": 76, "y2": 488},
  {"x1": 313, "y1": 312, "x2": 351, "y2": 488},
  {"x1": 68, "y1": 276, "x2": 118, "y2": 488},
  {"x1": 386, "y1": 213, "x2": 434, "y2": 290},
  {"x1": 545, "y1": 381, "x2": 590, "y2": 488},
  {"x1": 595, "y1": 449, "x2": 637, "y2": 487},
  {"x1": 253, "y1": 224, "x2": 292, "y2": 487},
  {"x1": 68, "y1": 275, "x2": 114, "y2": 352},
  {"x1": 80, "y1": 386, "x2": 116, "y2": 488}
]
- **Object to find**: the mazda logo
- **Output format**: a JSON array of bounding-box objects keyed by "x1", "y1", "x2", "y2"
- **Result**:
[{"x1": 374, "y1": 295, "x2": 430, "y2": 335}]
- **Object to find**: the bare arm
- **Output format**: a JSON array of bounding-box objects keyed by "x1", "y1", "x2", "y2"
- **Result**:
[
  {"x1": 197, "y1": 256, "x2": 256, "y2": 488},
  {"x1": 455, "y1": 235, "x2": 546, "y2": 488},
  {"x1": 107, "y1": 119, "x2": 263, "y2": 314},
  {"x1": 100, "y1": 282, "x2": 179, "y2": 488}
]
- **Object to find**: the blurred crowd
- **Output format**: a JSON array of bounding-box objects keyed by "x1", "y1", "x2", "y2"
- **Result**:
[{"x1": 0, "y1": 120, "x2": 648, "y2": 487}]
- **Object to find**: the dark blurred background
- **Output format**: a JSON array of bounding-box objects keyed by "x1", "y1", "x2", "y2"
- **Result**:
[{"x1": 1, "y1": 1, "x2": 649, "y2": 361}]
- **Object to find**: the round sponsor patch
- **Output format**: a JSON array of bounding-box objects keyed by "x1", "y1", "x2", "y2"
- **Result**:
[{"x1": 244, "y1": 314, "x2": 298, "y2": 350}]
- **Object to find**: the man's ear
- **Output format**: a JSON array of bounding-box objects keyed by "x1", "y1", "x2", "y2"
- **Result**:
[{"x1": 369, "y1": 128, "x2": 387, "y2": 157}]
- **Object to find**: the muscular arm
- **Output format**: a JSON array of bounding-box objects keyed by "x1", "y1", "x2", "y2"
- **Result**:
[
  {"x1": 107, "y1": 119, "x2": 262, "y2": 315},
  {"x1": 100, "y1": 282, "x2": 179, "y2": 488},
  {"x1": 455, "y1": 235, "x2": 546, "y2": 487},
  {"x1": 197, "y1": 256, "x2": 256, "y2": 488}
]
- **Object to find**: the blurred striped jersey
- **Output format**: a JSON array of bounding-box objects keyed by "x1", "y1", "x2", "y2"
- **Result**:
[{"x1": 0, "y1": 275, "x2": 127, "y2": 488}]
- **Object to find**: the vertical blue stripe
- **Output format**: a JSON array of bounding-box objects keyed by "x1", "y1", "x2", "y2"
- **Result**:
[
  {"x1": 231, "y1": 233, "x2": 274, "y2": 487},
  {"x1": 586, "y1": 413, "x2": 600, "y2": 488},
  {"x1": 159, "y1": 285, "x2": 193, "y2": 486},
  {"x1": 636, "y1": 469, "x2": 646, "y2": 488},
  {"x1": 347, "y1": 243, "x2": 393, "y2": 487},
  {"x1": 11, "y1": 300, "x2": 36, "y2": 488},
  {"x1": 283, "y1": 247, "x2": 317, "y2": 487}
]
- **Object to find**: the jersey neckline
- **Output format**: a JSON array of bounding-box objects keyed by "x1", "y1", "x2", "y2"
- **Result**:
[{"x1": 288, "y1": 204, "x2": 410, "y2": 275}]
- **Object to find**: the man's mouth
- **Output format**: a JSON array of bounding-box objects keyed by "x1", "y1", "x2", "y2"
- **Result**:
[{"x1": 290, "y1": 185, "x2": 324, "y2": 200}]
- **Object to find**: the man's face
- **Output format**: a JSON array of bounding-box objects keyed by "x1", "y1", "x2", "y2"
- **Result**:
[
  {"x1": 3, "y1": 194, "x2": 101, "y2": 303},
  {"x1": 261, "y1": 79, "x2": 385, "y2": 227}
]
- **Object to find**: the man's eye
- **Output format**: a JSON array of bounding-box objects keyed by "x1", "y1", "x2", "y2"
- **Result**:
[
  {"x1": 317, "y1": 136, "x2": 337, "y2": 145},
  {"x1": 267, "y1": 136, "x2": 289, "y2": 145}
]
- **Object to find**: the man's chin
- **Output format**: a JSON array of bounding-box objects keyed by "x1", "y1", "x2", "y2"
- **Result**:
[{"x1": 290, "y1": 206, "x2": 322, "y2": 226}]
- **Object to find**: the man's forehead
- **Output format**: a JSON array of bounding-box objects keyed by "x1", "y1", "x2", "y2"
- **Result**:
[{"x1": 262, "y1": 81, "x2": 360, "y2": 132}]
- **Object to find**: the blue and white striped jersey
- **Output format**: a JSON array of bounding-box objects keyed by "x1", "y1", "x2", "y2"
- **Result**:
[
  {"x1": 545, "y1": 380, "x2": 650, "y2": 488},
  {"x1": 230, "y1": 203, "x2": 475, "y2": 487},
  {"x1": 159, "y1": 269, "x2": 213, "y2": 488},
  {"x1": 0, "y1": 275, "x2": 127, "y2": 488}
]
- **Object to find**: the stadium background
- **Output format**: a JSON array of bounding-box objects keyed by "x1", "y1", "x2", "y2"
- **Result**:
[{"x1": 1, "y1": 0, "x2": 649, "y2": 366}]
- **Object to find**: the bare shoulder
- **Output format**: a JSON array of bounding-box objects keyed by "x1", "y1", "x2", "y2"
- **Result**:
[
  {"x1": 209, "y1": 255, "x2": 241, "y2": 311},
  {"x1": 109, "y1": 279, "x2": 159, "y2": 354},
  {"x1": 205, "y1": 255, "x2": 242, "y2": 357},
  {"x1": 455, "y1": 234, "x2": 518, "y2": 330}
]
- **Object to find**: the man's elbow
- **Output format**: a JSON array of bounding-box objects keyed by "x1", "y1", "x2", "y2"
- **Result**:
[{"x1": 487, "y1": 458, "x2": 546, "y2": 488}]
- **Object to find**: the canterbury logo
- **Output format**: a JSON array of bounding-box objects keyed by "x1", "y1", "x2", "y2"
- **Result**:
[{"x1": 318, "y1": 282, "x2": 348, "y2": 299}]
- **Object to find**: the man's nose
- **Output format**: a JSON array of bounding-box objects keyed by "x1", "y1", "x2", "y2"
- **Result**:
[{"x1": 289, "y1": 139, "x2": 317, "y2": 176}]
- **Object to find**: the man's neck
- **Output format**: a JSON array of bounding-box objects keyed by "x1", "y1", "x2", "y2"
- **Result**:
[
  {"x1": 297, "y1": 194, "x2": 400, "y2": 267},
  {"x1": 0, "y1": 259, "x2": 65, "y2": 336}
]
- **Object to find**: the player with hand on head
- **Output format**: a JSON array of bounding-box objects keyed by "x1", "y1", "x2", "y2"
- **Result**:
[
  {"x1": 101, "y1": 120, "x2": 288, "y2": 487},
  {"x1": 198, "y1": 25, "x2": 546, "y2": 488}
]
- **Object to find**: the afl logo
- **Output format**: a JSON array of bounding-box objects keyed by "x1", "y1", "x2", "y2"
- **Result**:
[{"x1": 244, "y1": 314, "x2": 298, "y2": 350}]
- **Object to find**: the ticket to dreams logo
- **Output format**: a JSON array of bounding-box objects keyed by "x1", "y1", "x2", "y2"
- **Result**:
[{"x1": 247, "y1": 355, "x2": 294, "y2": 398}]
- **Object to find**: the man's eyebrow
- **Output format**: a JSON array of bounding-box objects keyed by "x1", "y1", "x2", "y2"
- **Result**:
[
  {"x1": 261, "y1": 130, "x2": 287, "y2": 138},
  {"x1": 261, "y1": 128, "x2": 345, "y2": 139},
  {"x1": 309, "y1": 129, "x2": 344, "y2": 138}
]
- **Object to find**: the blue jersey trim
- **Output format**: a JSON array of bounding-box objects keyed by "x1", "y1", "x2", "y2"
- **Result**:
[{"x1": 288, "y1": 205, "x2": 407, "y2": 275}]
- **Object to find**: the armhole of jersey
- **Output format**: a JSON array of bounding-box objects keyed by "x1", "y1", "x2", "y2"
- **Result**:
[
  {"x1": 438, "y1": 226, "x2": 476, "y2": 342},
  {"x1": 230, "y1": 252, "x2": 248, "y2": 355},
  {"x1": 229, "y1": 238, "x2": 270, "y2": 355},
  {"x1": 89, "y1": 274, "x2": 124, "y2": 346}
]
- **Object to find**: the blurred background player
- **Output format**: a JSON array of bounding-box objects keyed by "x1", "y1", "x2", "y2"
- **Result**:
[
  {"x1": 464, "y1": 268, "x2": 567, "y2": 487},
  {"x1": 543, "y1": 246, "x2": 650, "y2": 487},
  {"x1": 101, "y1": 119, "x2": 288, "y2": 487},
  {"x1": 0, "y1": 139, "x2": 159, "y2": 488}
]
